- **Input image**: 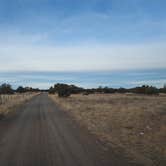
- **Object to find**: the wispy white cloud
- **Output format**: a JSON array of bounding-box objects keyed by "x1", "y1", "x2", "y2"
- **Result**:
[
  {"x1": 0, "y1": 0, "x2": 166, "y2": 72},
  {"x1": 0, "y1": 41, "x2": 165, "y2": 71}
]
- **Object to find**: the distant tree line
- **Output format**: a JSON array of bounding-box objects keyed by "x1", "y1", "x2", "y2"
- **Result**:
[
  {"x1": 49, "y1": 83, "x2": 166, "y2": 97},
  {"x1": 0, "y1": 84, "x2": 40, "y2": 94},
  {"x1": 16, "y1": 86, "x2": 40, "y2": 93},
  {"x1": 49, "y1": 83, "x2": 84, "y2": 97},
  {"x1": 1, "y1": 83, "x2": 166, "y2": 96}
]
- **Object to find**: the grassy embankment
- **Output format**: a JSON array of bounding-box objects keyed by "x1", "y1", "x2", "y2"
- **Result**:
[
  {"x1": 50, "y1": 93, "x2": 166, "y2": 166},
  {"x1": 0, "y1": 93, "x2": 38, "y2": 119}
]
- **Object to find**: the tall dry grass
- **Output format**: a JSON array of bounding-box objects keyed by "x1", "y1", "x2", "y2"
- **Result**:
[
  {"x1": 0, "y1": 93, "x2": 38, "y2": 117},
  {"x1": 50, "y1": 93, "x2": 166, "y2": 166}
]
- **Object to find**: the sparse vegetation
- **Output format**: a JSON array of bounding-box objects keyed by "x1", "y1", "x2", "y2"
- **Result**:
[
  {"x1": 0, "y1": 83, "x2": 40, "y2": 119},
  {"x1": 0, "y1": 93, "x2": 39, "y2": 118},
  {"x1": 1, "y1": 82, "x2": 166, "y2": 164},
  {"x1": 49, "y1": 84, "x2": 165, "y2": 97},
  {"x1": 0, "y1": 83, "x2": 40, "y2": 95},
  {"x1": 131, "y1": 85, "x2": 159, "y2": 95},
  {"x1": 159, "y1": 84, "x2": 166, "y2": 93},
  {"x1": 49, "y1": 83, "x2": 83, "y2": 97},
  {"x1": 16, "y1": 86, "x2": 40, "y2": 93},
  {"x1": 50, "y1": 93, "x2": 166, "y2": 166}
]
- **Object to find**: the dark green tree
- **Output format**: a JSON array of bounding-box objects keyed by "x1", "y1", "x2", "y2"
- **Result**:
[
  {"x1": 0, "y1": 83, "x2": 14, "y2": 94},
  {"x1": 16, "y1": 86, "x2": 26, "y2": 93},
  {"x1": 48, "y1": 86, "x2": 55, "y2": 94}
]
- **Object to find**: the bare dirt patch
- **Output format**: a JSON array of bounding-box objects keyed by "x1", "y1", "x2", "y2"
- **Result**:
[{"x1": 50, "y1": 93, "x2": 166, "y2": 166}]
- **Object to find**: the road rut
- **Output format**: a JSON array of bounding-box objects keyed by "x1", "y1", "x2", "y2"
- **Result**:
[{"x1": 0, "y1": 94, "x2": 130, "y2": 166}]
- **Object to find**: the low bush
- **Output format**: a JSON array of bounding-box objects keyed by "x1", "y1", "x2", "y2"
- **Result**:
[
  {"x1": 131, "y1": 85, "x2": 159, "y2": 95},
  {"x1": 58, "y1": 88, "x2": 71, "y2": 97}
]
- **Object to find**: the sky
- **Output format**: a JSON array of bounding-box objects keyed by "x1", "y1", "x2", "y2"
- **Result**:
[{"x1": 0, "y1": 0, "x2": 166, "y2": 71}]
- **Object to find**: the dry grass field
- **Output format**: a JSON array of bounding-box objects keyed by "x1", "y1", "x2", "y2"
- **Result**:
[
  {"x1": 50, "y1": 93, "x2": 166, "y2": 166},
  {"x1": 0, "y1": 93, "x2": 38, "y2": 118}
]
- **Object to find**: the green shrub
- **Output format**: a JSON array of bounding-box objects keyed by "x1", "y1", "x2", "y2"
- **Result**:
[
  {"x1": 131, "y1": 85, "x2": 159, "y2": 95},
  {"x1": 54, "y1": 84, "x2": 71, "y2": 97},
  {"x1": 16, "y1": 86, "x2": 26, "y2": 93},
  {"x1": 58, "y1": 88, "x2": 71, "y2": 97},
  {"x1": 48, "y1": 86, "x2": 55, "y2": 94},
  {"x1": 0, "y1": 83, "x2": 14, "y2": 94}
]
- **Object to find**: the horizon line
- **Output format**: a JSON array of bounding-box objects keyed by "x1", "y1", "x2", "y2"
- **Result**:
[{"x1": 0, "y1": 67, "x2": 166, "y2": 74}]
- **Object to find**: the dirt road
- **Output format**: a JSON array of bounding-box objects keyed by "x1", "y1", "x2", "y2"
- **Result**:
[{"x1": 0, "y1": 93, "x2": 131, "y2": 166}]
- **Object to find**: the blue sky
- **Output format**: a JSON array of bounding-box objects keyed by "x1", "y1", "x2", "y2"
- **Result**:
[{"x1": 0, "y1": 0, "x2": 166, "y2": 71}]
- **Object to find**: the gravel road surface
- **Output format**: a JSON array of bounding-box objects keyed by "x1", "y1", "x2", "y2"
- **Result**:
[{"x1": 0, "y1": 93, "x2": 131, "y2": 166}]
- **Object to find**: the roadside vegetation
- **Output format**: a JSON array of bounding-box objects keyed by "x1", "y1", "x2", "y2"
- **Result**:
[
  {"x1": 49, "y1": 83, "x2": 166, "y2": 166},
  {"x1": 0, "y1": 83, "x2": 40, "y2": 119},
  {"x1": 1, "y1": 82, "x2": 166, "y2": 165},
  {"x1": 49, "y1": 83, "x2": 83, "y2": 97},
  {"x1": 49, "y1": 83, "x2": 166, "y2": 97}
]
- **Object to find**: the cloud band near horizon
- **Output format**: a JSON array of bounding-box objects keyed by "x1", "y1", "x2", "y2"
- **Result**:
[{"x1": 0, "y1": 0, "x2": 166, "y2": 71}]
